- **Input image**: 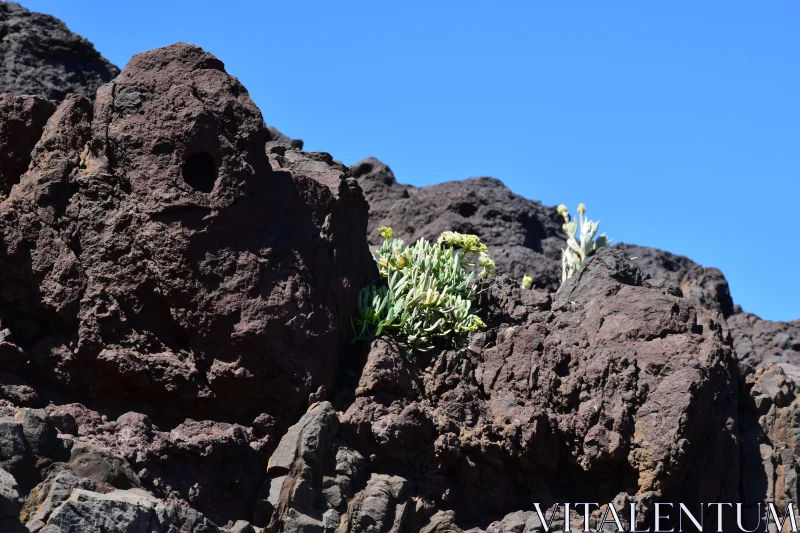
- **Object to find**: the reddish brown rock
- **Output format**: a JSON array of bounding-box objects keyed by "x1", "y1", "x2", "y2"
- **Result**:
[
  {"x1": 616, "y1": 243, "x2": 735, "y2": 318},
  {"x1": 0, "y1": 93, "x2": 56, "y2": 198},
  {"x1": 0, "y1": 43, "x2": 375, "y2": 426},
  {"x1": 729, "y1": 312, "x2": 800, "y2": 373},
  {"x1": 340, "y1": 248, "x2": 740, "y2": 529},
  {"x1": 353, "y1": 158, "x2": 565, "y2": 291}
]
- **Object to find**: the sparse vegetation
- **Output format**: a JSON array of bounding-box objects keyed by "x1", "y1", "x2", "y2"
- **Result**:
[
  {"x1": 557, "y1": 203, "x2": 611, "y2": 286},
  {"x1": 352, "y1": 227, "x2": 492, "y2": 352},
  {"x1": 521, "y1": 275, "x2": 533, "y2": 289}
]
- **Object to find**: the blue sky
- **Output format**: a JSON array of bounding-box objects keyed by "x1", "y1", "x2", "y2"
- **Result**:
[{"x1": 23, "y1": 1, "x2": 800, "y2": 321}]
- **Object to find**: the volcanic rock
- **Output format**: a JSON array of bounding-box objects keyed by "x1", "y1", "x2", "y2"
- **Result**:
[
  {"x1": 0, "y1": 2, "x2": 119, "y2": 100},
  {"x1": 0, "y1": 94, "x2": 57, "y2": 198},
  {"x1": 353, "y1": 157, "x2": 566, "y2": 291},
  {"x1": 339, "y1": 248, "x2": 740, "y2": 530},
  {"x1": 729, "y1": 312, "x2": 800, "y2": 374},
  {"x1": 266, "y1": 126, "x2": 303, "y2": 150},
  {"x1": 737, "y1": 362, "x2": 800, "y2": 529},
  {"x1": 0, "y1": 42, "x2": 375, "y2": 426},
  {"x1": 616, "y1": 243, "x2": 735, "y2": 318}
]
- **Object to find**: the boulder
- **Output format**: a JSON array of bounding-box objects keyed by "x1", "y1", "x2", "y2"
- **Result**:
[
  {"x1": 616, "y1": 243, "x2": 735, "y2": 318},
  {"x1": 341, "y1": 248, "x2": 740, "y2": 528},
  {"x1": 729, "y1": 312, "x2": 800, "y2": 374},
  {"x1": 0, "y1": 466, "x2": 21, "y2": 519},
  {"x1": 0, "y1": 94, "x2": 56, "y2": 198},
  {"x1": 0, "y1": 42, "x2": 375, "y2": 427},
  {"x1": 0, "y1": 2, "x2": 119, "y2": 100}
]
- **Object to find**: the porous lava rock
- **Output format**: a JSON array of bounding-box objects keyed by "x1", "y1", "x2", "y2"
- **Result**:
[
  {"x1": 0, "y1": 42, "x2": 375, "y2": 426},
  {"x1": 258, "y1": 248, "x2": 740, "y2": 531},
  {"x1": 729, "y1": 312, "x2": 800, "y2": 373},
  {"x1": 0, "y1": 2, "x2": 119, "y2": 101},
  {"x1": 0, "y1": 94, "x2": 57, "y2": 198},
  {"x1": 1, "y1": 5, "x2": 798, "y2": 531},
  {"x1": 353, "y1": 157, "x2": 566, "y2": 292},
  {"x1": 615, "y1": 243, "x2": 735, "y2": 319}
]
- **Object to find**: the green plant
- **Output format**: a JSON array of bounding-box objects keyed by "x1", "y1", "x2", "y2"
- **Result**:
[
  {"x1": 352, "y1": 227, "x2": 493, "y2": 352},
  {"x1": 557, "y1": 203, "x2": 611, "y2": 285},
  {"x1": 521, "y1": 275, "x2": 533, "y2": 290}
]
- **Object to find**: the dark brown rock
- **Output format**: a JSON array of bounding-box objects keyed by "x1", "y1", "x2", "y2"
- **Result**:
[
  {"x1": 616, "y1": 243, "x2": 735, "y2": 318},
  {"x1": 340, "y1": 248, "x2": 740, "y2": 529},
  {"x1": 738, "y1": 363, "x2": 800, "y2": 528},
  {"x1": 0, "y1": 372, "x2": 38, "y2": 407},
  {"x1": 266, "y1": 126, "x2": 303, "y2": 150},
  {"x1": 354, "y1": 158, "x2": 565, "y2": 291},
  {"x1": 0, "y1": 94, "x2": 56, "y2": 198},
  {"x1": 357, "y1": 157, "x2": 740, "y2": 319},
  {"x1": 0, "y1": 2, "x2": 119, "y2": 101},
  {"x1": 729, "y1": 312, "x2": 800, "y2": 373},
  {"x1": 42, "y1": 402, "x2": 266, "y2": 525},
  {"x1": 0, "y1": 42, "x2": 375, "y2": 427}
]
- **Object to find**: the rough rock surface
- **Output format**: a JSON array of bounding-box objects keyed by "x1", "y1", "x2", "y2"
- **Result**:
[
  {"x1": 251, "y1": 250, "x2": 741, "y2": 531},
  {"x1": 0, "y1": 94, "x2": 57, "y2": 198},
  {"x1": 615, "y1": 243, "x2": 735, "y2": 318},
  {"x1": 266, "y1": 126, "x2": 303, "y2": 150},
  {"x1": 355, "y1": 157, "x2": 744, "y2": 314},
  {"x1": 337, "y1": 248, "x2": 739, "y2": 530},
  {"x1": 0, "y1": 2, "x2": 119, "y2": 100},
  {"x1": 729, "y1": 312, "x2": 800, "y2": 373},
  {"x1": 0, "y1": 5, "x2": 799, "y2": 532},
  {"x1": 736, "y1": 362, "x2": 800, "y2": 531},
  {"x1": 0, "y1": 42, "x2": 374, "y2": 426},
  {"x1": 353, "y1": 158, "x2": 566, "y2": 291}
]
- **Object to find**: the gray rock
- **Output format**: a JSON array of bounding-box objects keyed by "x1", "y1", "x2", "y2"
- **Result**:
[
  {"x1": 341, "y1": 474, "x2": 410, "y2": 533},
  {"x1": 23, "y1": 469, "x2": 101, "y2": 530},
  {"x1": 0, "y1": 466, "x2": 21, "y2": 518},
  {"x1": 43, "y1": 487, "x2": 219, "y2": 533},
  {"x1": 0, "y1": 417, "x2": 29, "y2": 476},
  {"x1": 68, "y1": 444, "x2": 140, "y2": 489},
  {"x1": 45, "y1": 488, "x2": 163, "y2": 532},
  {"x1": 13, "y1": 409, "x2": 57, "y2": 457},
  {"x1": 419, "y1": 510, "x2": 465, "y2": 533},
  {"x1": 262, "y1": 402, "x2": 341, "y2": 531},
  {"x1": 227, "y1": 520, "x2": 256, "y2": 533}
]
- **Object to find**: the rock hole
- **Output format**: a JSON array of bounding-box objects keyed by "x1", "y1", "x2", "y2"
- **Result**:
[
  {"x1": 182, "y1": 152, "x2": 218, "y2": 193},
  {"x1": 457, "y1": 202, "x2": 478, "y2": 218}
]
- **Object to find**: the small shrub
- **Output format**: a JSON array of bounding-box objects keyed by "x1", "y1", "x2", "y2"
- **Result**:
[
  {"x1": 352, "y1": 227, "x2": 493, "y2": 352},
  {"x1": 557, "y1": 203, "x2": 611, "y2": 286},
  {"x1": 521, "y1": 275, "x2": 533, "y2": 290}
]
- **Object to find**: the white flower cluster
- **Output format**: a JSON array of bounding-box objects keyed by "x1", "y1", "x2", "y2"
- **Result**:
[{"x1": 557, "y1": 203, "x2": 611, "y2": 286}]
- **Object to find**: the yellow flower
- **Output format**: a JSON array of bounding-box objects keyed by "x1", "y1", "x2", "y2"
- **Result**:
[{"x1": 377, "y1": 226, "x2": 394, "y2": 239}]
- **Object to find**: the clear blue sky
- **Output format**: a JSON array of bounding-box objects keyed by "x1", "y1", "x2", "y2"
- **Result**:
[{"x1": 23, "y1": 1, "x2": 800, "y2": 321}]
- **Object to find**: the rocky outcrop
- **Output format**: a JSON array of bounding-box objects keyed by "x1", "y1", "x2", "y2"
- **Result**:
[
  {"x1": 353, "y1": 158, "x2": 565, "y2": 291},
  {"x1": 0, "y1": 5, "x2": 798, "y2": 532},
  {"x1": 355, "y1": 157, "x2": 742, "y2": 313},
  {"x1": 615, "y1": 243, "x2": 735, "y2": 319},
  {"x1": 729, "y1": 312, "x2": 800, "y2": 373},
  {"x1": 736, "y1": 362, "x2": 800, "y2": 530},
  {"x1": 0, "y1": 94, "x2": 57, "y2": 198},
  {"x1": 266, "y1": 126, "x2": 303, "y2": 150},
  {"x1": 0, "y1": 42, "x2": 375, "y2": 427},
  {"x1": 0, "y1": 2, "x2": 119, "y2": 100},
  {"x1": 0, "y1": 41, "x2": 375, "y2": 527},
  {"x1": 255, "y1": 249, "x2": 740, "y2": 531}
]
